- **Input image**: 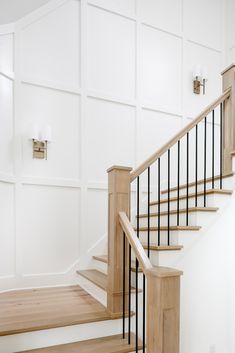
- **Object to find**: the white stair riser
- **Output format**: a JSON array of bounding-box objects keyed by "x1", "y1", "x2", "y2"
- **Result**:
[
  {"x1": 159, "y1": 174, "x2": 235, "y2": 199},
  {"x1": 148, "y1": 193, "x2": 230, "y2": 212},
  {"x1": 0, "y1": 319, "x2": 123, "y2": 353},
  {"x1": 138, "y1": 211, "x2": 217, "y2": 227},
  {"x1": 138, "y1": 229, "x2": 198, "y2": 246}
]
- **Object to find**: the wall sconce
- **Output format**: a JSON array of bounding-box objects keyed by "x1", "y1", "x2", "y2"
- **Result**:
[
  {"x1": 193, "y1": 66, "x2": 208, "y2": 95},
  {"x1": 31, "y1": 125, "x2": 52, "y2": 160}
]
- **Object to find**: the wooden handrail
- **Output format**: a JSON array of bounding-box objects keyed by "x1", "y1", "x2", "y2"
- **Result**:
[
  {"x1": 130, "y1": 89, "x2": 231, "y2": 182},
  {"x1": 119, "y1": 211, "x2": 152, "y2": 273}
]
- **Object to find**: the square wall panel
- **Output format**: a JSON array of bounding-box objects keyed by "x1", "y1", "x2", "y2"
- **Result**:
[
  {"x1": 137, "y1": 109, "x2": 182, "y2": 165},
  {"x1": 0, "y1": 76, "x2": 14, "y2": 175},
  {"x1": 139, "y1": 0, "x2": 182, "y2": 36},
  {"x1": 84, "y1": 189, "x2": 108, "y2": 252},
  {"x1": 184, "y1": 42, "x2": 222, "y2": 117},
  {"x1": 141, "y1": 25, "x2": 182, "y2": 114},
  {"x1": 229, "y1": 47, "x2": 235, "y2": 63},
  {"x1": 86, "y1": 98, "x2": 135, "y2": 182},
  {"x1": 0, "y1": 182, "x2": 15, "y2": 277},
  {"x1": 185, "y1": 0, "x2": 223, "y2": 51},
  {"x1": 228, "y1": 0, "x2": 235, "y2": 48},
  {"x1": 21, "y1": 0, "x2": 80, "y2": 89},
  {"x1": 0, "y1": 33, "x2": 14, "y2": 73},
  {"x1": 20, "y1": 185, "x2": 80, "y2": 274},
  {"x1": 87, "y1": 5, "x2": 135, "y2": 100},
  {"x1": 21, "y1": 84, "x2": 80, "y2": 180},
  {"x1": 88, "y1": 0, "x2": 136, "y2": 18}
]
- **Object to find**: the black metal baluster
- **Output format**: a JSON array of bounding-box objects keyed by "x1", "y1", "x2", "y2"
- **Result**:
[
  {"x1": 195, "y1": 124, "x2": 198, "y2": 207},
  {"x1": 158, "y1": 158, "x2": 161, "y2": 246},
  {"x1": 167, "y1": 149, "x2": 170, "y2": 246},
  {"x1": 212, "y1": 110, "x2": 215, "y2": 189},
  {"x1": 135, "y1": 256, "x2": 138, "y2": 353},
  {"x1": 147, "y1": 167, "x2": 150, "y2": 257},
  {"x1": 136, "y1": 177, "x2": 139, "y2": 353},
  {"x1": 186, "y1": 133, "x2": 189, "y2": 225},
  {"x1": 128, "y1": 244, "x2": 131, "y2": 345},
  {"x1": 143, "y1": 274, "x2": 145, "y2": 353},
  {"x1": 220, "y1": 103, "x2": 223, "y2": 189},
  {"x1": 177, "y1": 141, "x2": 180, "y2": 226},
  {"x1": 123, "y1": 232, "x2": 126, "y2": 339},
  {"x1": 204, "y1": 117, "x2": 207, "y2": 207}
]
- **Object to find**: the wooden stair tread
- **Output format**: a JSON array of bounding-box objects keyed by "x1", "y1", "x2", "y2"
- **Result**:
[
  {"x1": 150, "y1": 189, "x2": 233, "y2": 206},
  {"x1": 135, "y1": 225, "x2": 201, "y2": 231},
  {"x1": 16, "y1": 333, "x2": 142, "y2": 353},
  {"x1": 161, "y1": 172, "x2": 234, "y2": 194},
  {"x1": 142, "y1": 244, "x2": 183, "y2": 251},
  {"x1": 0, "y1": 285, "x2": 119, "y2": 336},
  {"x1": 93, "y1": 255, "x2": 107, "y2": 264},
  {"x1": 137, "y1": 206, "x2": 218, "y2": 218},
  {"x1": 93, "y1": 256, "x2": 143, "y2": 272},
  {"x1": 77, "y1": 269, "x2": 141, "y2": 292}
]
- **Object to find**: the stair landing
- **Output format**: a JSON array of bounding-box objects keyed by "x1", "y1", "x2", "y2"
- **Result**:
[{"x1": 0, "y1": 285, "x2": 122, "y2": 336}]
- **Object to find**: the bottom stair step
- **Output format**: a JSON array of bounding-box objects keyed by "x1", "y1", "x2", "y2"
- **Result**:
[
  {"x1": 77, "y1": 269, "x2": 141, "y2": 292},
  {"x1": 17, "y1": 333, "x2": 142, "y2": 353}
]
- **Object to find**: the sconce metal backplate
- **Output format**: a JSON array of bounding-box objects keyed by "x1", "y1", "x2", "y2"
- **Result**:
[
  {"x1": 193, "y1": 79, "x2": 201, "y2": 94},
  {"x1": 33, "y1": 141, "x2": 46, "y2": 159}
]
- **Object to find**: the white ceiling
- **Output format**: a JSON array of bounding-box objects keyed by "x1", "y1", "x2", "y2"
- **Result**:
[{"x1": 0, "y1": 0, "x2": 51, "y2": 25}]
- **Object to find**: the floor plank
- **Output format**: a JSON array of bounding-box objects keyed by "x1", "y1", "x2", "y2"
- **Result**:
[{"x1": 0, "y1": 285, "x2": 122, "y2": 336}]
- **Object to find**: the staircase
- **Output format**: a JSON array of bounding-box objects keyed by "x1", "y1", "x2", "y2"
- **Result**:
[{"x1": 1, "y1": 65, "x2": 235, "y2": 353}]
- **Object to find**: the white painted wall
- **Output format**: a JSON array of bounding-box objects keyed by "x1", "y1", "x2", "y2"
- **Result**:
[
  {"x1": 0, "y1": 0, "x2": 227, "y2": 287},
  {"x1": 0, "y1": 0, "x2": 233, "y2": 352}
]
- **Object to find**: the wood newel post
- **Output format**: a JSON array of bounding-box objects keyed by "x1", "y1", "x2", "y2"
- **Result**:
[
  {"x1": 221, "y1": 64, "x2": 235, "y2": 174},
  {"x1": 107, "y1": 165, "x2": 132, "y2": 316},
  {"x1": 146, "y1": 267, "x2": 183, "y2": 353}
]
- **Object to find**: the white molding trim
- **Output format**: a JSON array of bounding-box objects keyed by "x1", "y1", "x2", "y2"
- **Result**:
[
  {"x1": 0, "y1": 23, "x2": 15, "y2": 35},
  {"x1": 16, "y1": 0, "x2": 73, "y2": 30},
  {"x1": 21, "y1": 77, "x2": 81, "y2": 96},
  {"x1": 87, "y1": 90, "x2": 136, "y2": 107},
  {"x1": 0, "y1": 68, "x2": 15, "y2": 81},
  {"x1": 0, "y1": 173, "x2": 16, "y2": 184},
  {"x1": 141, "y1": 101, "x2": 183, "y2": 118},
  {"x1": 141, "y1": 21, "x2": 183, "y2": 40},
  {"x1": 186, "y1": 38, "x2": 223, "y2": 54},
  {"x1": 21, "y1": 176, "x2": 81, "y2": 188},
  {"x1": 87, "y1": 2, "x2": 136, "y2": 22}
]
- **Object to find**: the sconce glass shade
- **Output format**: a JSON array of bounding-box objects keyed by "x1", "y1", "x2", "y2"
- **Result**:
[
  {"x1": 31, "y1": 125, "x2": 40, "y2": 140},
  {"x1": 193, "y1": 65, "x2": 201, "y2": 79},
  {"x1": 202, "y1": 67, "x2": 208, "y2": 81},
  {"x1": 41, "y1": 125, "x2": 52, "y2": 142}
]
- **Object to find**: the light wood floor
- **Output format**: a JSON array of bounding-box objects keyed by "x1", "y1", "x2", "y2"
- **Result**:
[
  {"x1": 16, "y1": 333, "x2": 142, "y2": 353},
  {"x1": 0, "y1": 285, "x2": 120, "y2": 336}
]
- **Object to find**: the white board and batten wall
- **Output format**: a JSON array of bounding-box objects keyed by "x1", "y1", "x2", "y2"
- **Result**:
[
  {"x1": 0, "y1": 1, "x2": 234, "y2": 353},
  {"x1": 0, "y1": 0, "x2": 231, "y2": 287}
]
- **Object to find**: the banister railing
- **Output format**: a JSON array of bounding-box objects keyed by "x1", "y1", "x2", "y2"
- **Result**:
[
  {"x1": 119, "y1": 211, "x2": 182, "y2": 353},
  {"x1": 130, "y1": 89, "x2": 231, "y2": 182},
  {"x1": 107, "y1": 65, "x2": 235, "y2": 353}
]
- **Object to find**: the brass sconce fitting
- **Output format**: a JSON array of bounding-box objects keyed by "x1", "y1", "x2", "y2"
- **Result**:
[
  {"x1": 32, "y1": 140, "x2": 48, "y2": 160},
  {"x1": 193, "y1": 66, "x2": 208, "y2": 95}
]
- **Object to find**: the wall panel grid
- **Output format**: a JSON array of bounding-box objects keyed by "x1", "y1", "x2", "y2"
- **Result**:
[{"x1": 0, "y1": 0, "x2": 228, "y2": 287}]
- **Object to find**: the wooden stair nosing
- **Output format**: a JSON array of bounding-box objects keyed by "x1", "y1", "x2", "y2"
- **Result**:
[
  {"x1": 135, "y1": 225, "x2": 201, "y2": 232},
  {"x1": 93, "y1": 255, "x2": 142, "y2": 273},
  {"x1": 150, "y1": 189, "x2": 233, "y2": 206},
  {"x1": 161, "y1": 172, "x2": 234, "y2": 195},
  {"x1": 142, "y1": 244, "x2": 183, "y2": 251},
  {"x1": 137, "y1": 206, "x2": 218, "y2": 218},
  {"x1": 16, "y1": 333, "x2": 142, "y2": 353},
  {"x1": 77, "y1": 269, "x2": 142, "y2": 292}
]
